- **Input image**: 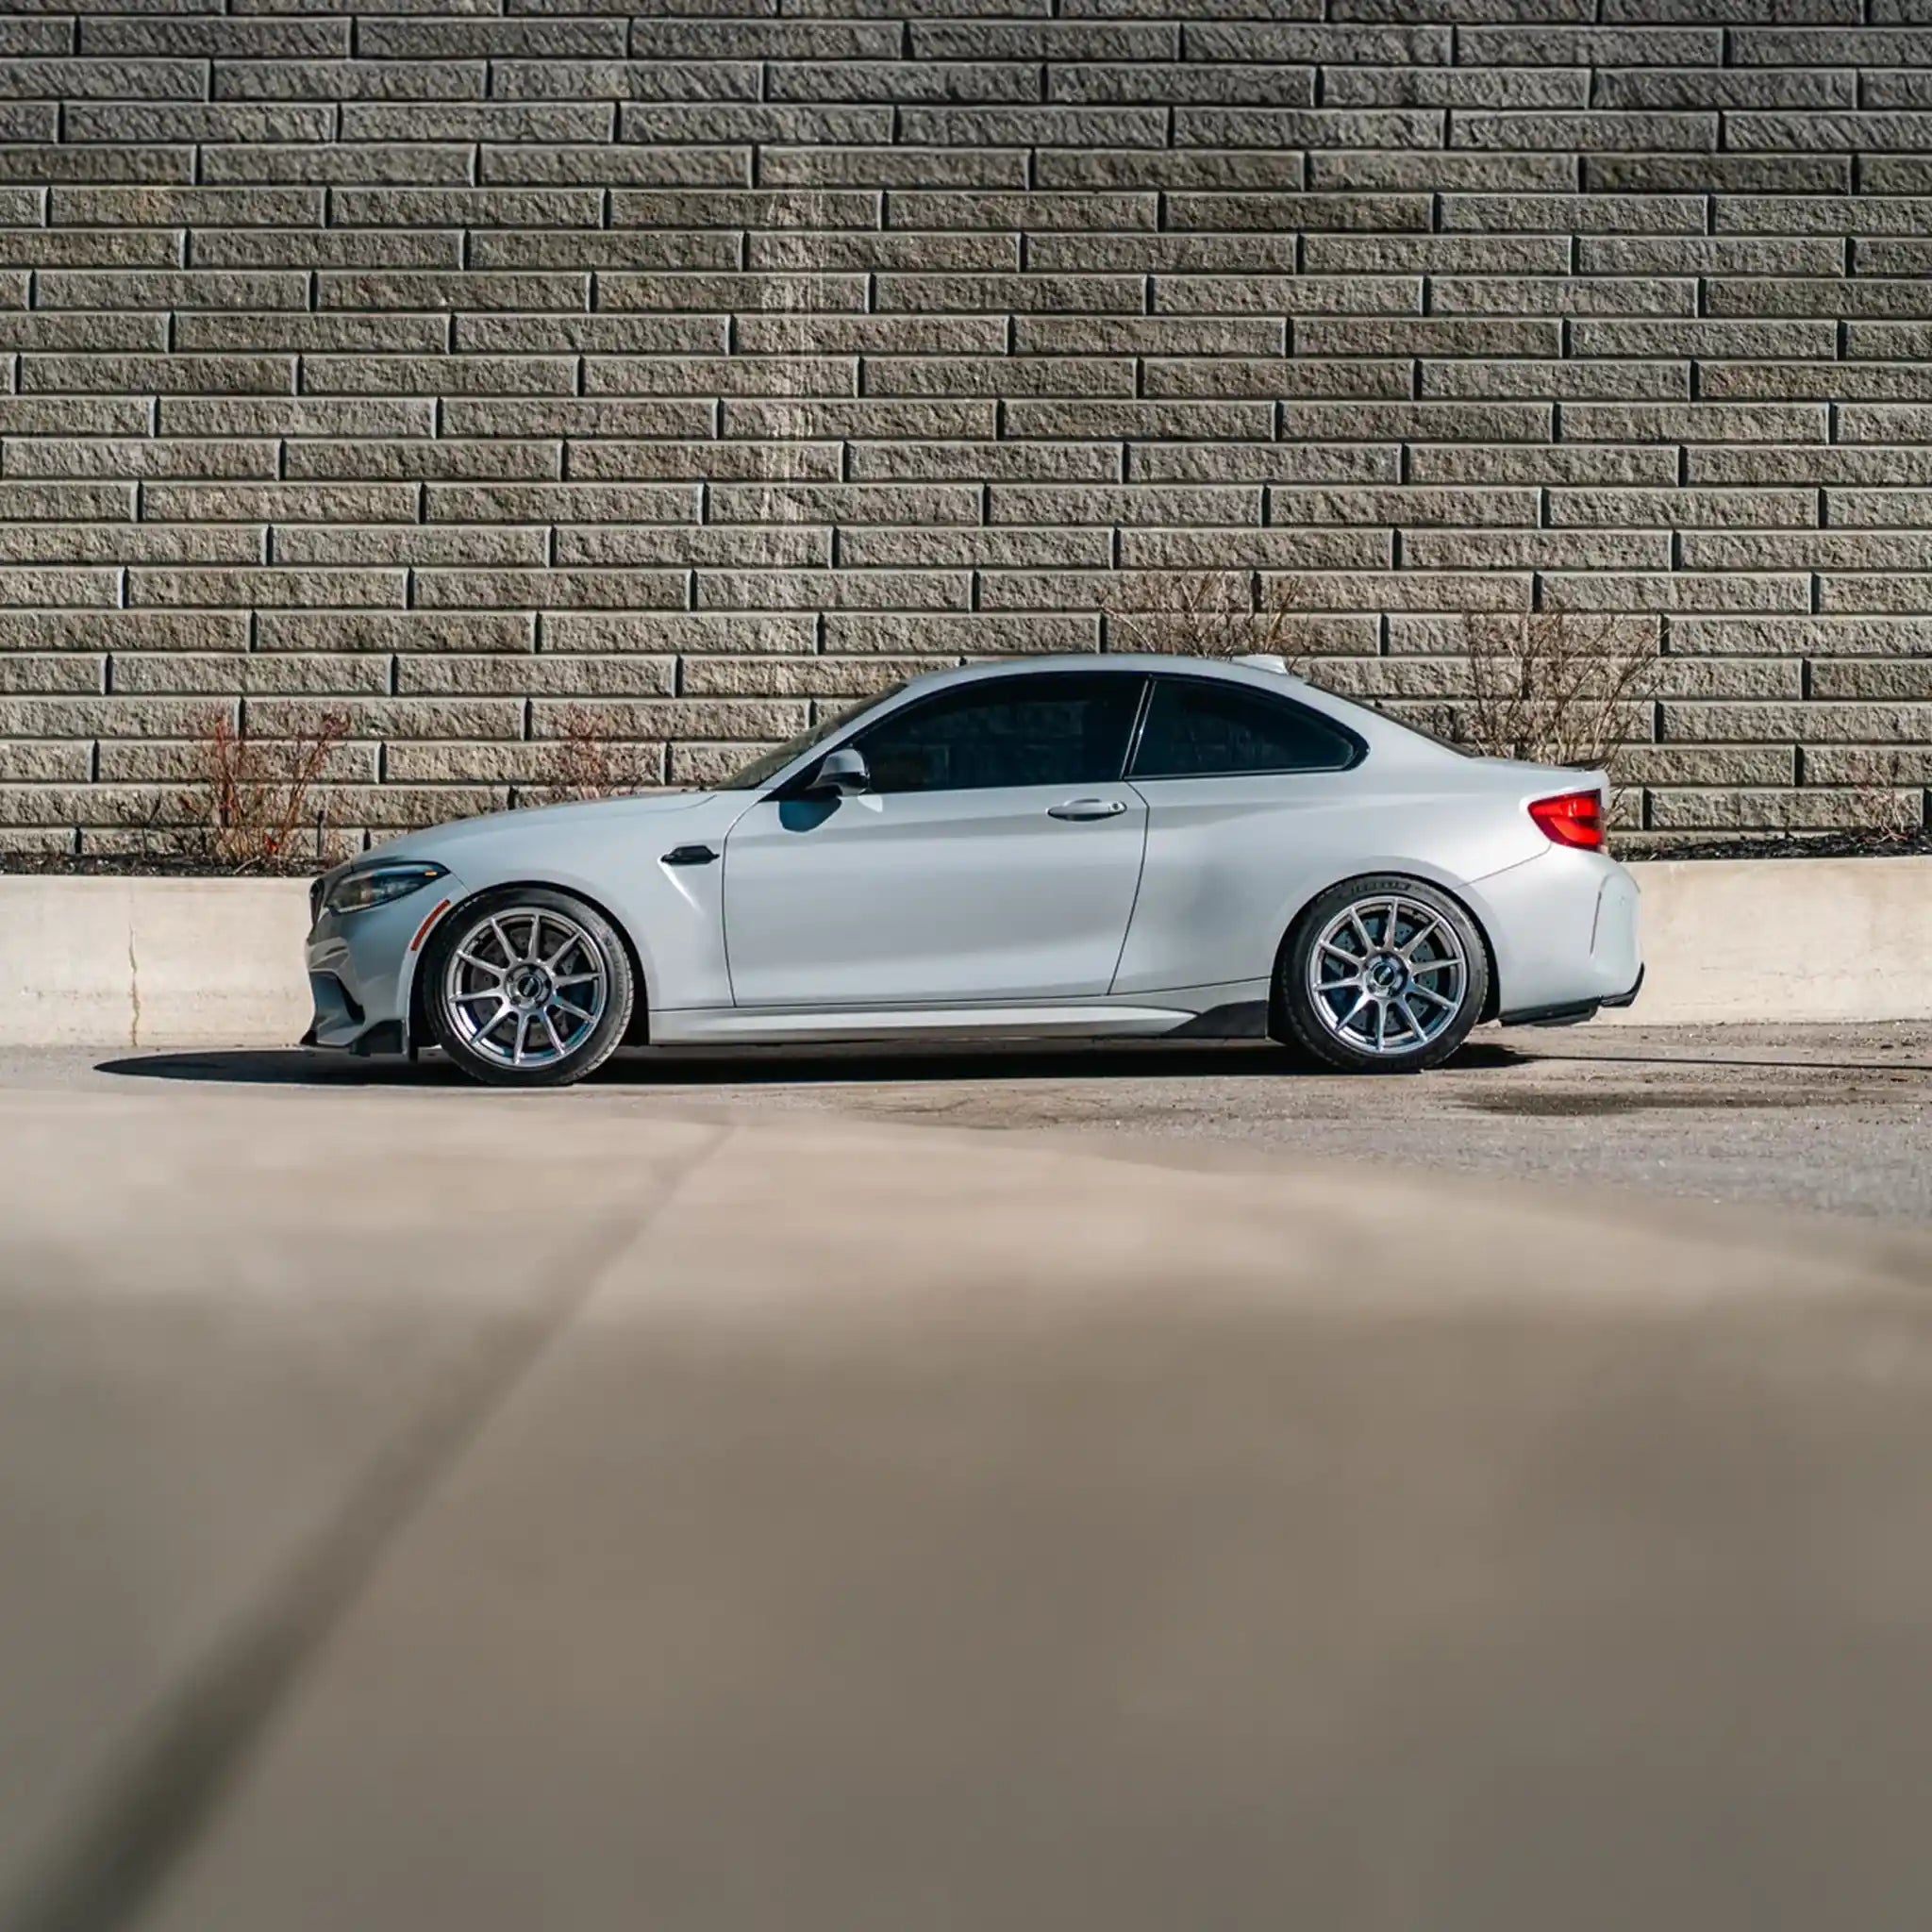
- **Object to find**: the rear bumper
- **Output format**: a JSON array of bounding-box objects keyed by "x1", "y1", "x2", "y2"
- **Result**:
[
  {"x1": 1600, "y1": 961, "x2": 1644, "y2": 1009},
  {"x1": 1499, "y1": 963, "x2": 1643, "y2": 1029},
  {"x1": 1475, "y1": 847, "x2": 1642, "y2": 1024}
]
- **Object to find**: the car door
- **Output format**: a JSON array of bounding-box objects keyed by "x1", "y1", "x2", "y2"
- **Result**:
[
  {"x1": 1112, "y1": 675, "x2": 1368, "y2": 996},
  {"x1": 722, "y1": 672, "x2": 1149, "y2": 1008}
]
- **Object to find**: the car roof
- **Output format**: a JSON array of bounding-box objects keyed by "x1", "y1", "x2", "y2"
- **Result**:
[
  {"x1": 912, "y1": 651, "x2": 1278, "y2": 675},
  {"x1": 893, "y1": 653, "x2": 1306, "y2": 698}
]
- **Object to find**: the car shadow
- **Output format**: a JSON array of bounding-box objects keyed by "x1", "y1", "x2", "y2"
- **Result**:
[{"x1": 96, "y1": 1039, "x2": 1531, "y2": 1090}]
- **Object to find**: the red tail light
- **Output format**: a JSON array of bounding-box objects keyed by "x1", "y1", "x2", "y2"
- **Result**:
[{"x1": 1528, "y1": 789, "x2": 1606, "y2": 852}]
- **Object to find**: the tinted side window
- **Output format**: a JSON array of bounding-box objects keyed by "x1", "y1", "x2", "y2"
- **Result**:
[
  {"x1": 1130, "y1": 679, "x2": 1359, "y2": 779},
  {"x1": 856, "y1": 675, "x2": 1143, "y2": 794}
]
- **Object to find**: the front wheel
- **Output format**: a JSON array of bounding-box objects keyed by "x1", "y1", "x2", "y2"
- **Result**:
[
  {"x1": 1275, "y1": 875, "x2": 1489, "y2": 1074},
  {"x1": 425, "y1": 889, "x2": 634, "y2": 1088}
]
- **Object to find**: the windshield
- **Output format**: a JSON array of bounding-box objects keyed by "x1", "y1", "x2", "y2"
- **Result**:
[{"x1": 713, "y1": 684, "x2": 907, "y2": 790}]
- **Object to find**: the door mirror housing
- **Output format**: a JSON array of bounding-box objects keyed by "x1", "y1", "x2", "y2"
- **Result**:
[{"x1": 805, "y1": 745, "x2": 870, "y2": 797}]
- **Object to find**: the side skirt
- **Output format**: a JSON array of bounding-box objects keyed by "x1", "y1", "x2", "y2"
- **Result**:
[
  {"x1": 655, "y1": 1001, "x2": 1201, "y2": 1045},
  {"x1": 1162, "y1": 1000, "x2": 1271, "y2": 1040}
]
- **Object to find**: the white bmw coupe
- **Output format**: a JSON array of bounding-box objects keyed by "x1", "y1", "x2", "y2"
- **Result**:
[{"x1": 304, "y1": 654, "x2": 1642, "y2": 1087}]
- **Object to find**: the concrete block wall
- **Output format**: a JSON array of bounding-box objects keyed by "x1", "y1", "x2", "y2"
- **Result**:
[{"x1": 2, "y1": 2, "x2": 1931, "y2": 851}]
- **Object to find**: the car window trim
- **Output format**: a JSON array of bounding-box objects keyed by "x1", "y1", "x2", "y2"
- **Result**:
[
  {"x1": 1127, "y1": 674, "x2": 1367, "y2": 781},
  {"x1": 1120, "y1": 672, "x2": 1157, "y2": 780},
  {"x1": 779, "y1": 668, "x2": 1152, "y2": 799}
]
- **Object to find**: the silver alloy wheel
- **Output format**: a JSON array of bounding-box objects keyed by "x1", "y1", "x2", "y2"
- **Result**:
[
  {"x1": 441, "y1": 905, "x2": 609, "y2": 1071},
  {"x1": 1306, "y1": 892, "x2": 1470, "y2": 1057}
]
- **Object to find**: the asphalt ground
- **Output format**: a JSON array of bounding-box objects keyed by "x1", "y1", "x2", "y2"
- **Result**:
[
  {"x1": 8, "y1": 1019, "x2": 1932, "y2": 1223},
  {"x1": 5, "y1": 1030, "x2": 1932, "y2": 1931}
]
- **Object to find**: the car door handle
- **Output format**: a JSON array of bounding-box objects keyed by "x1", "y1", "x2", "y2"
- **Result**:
[
  {"x1": 1046, "y1": 798, "x2": 1127, "y2": 821},
  {"x1": 662, "y1": 843, "x2": 718, "y2": 866}
]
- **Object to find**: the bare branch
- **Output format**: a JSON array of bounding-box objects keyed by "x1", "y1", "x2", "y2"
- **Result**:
[
  {"x1": 1830, "y1": 750, "x2": 1923, "y2": 844},
  {"x1": 1103, "y1": 569, "x2": 1320, "y2": 671},
  {"x1": 160, "y1": 708, "x2": 350, "y2": 874},
  {"x1": 1433, "y1": 610, "x2": 1657, "y2": 784},
  {"x1": 532, "y1": 708, "x2": 655, "y2": 804}
]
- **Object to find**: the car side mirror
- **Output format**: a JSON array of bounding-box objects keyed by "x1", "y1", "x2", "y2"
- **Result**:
[{"x1": 806, "y1": 745, "x2": 870, "y2": 797}]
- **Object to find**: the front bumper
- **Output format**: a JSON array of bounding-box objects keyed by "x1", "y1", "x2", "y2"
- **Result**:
[{"x1": 302, "y1": 874, "x2": 462, "y2": 1055}]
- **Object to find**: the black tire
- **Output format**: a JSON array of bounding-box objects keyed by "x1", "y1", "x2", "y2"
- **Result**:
[
  {"x1": 425, "y1": 887, "x2": 635, "y2": 1089},
  {"x1": 1274, "y1": 874, "x2": 1489, "y2": 1075}
]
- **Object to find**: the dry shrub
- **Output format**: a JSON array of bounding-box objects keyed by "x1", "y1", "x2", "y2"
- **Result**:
[
  {"x1": 1441, "y1": 609, "x2": 1657, "y2": 774},
  {"x1": 167, "y1": 707, "x2": 348, "y2": 873},
  {"x1": 534, "y1": 708, "x2": 656, "y2": 803},
  {"x1": 1104, "y1": 570, "x2": 1319, "y2": 669},
  {"x1": 1829, "y1": 750, "x2": 1924, "y2": 842}
]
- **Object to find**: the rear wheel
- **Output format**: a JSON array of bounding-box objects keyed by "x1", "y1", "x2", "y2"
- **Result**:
[
  {"x1": 1275, "y1": 875, "x2": 1488, "y2": 1074},
  {"x1": 426, "y1": 889, "x2": 633, "y2": 1088}
]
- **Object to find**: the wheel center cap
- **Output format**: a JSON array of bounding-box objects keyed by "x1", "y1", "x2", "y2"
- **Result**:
[
  {"x1": 1368, "y1": 954, "x2": 1407, "y2": 995},
  {"x1": 508, "y1": 965, "x2": 551, "y2": 1008}
]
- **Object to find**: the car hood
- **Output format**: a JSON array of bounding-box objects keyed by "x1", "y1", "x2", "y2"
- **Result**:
[{"x1": 354, "y1": 789, "x2": 724, "y2": 871}]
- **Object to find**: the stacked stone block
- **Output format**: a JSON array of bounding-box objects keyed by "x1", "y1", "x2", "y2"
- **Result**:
[{"x1": 1, "y1": 2, "x2": 1930, "y2": 849}]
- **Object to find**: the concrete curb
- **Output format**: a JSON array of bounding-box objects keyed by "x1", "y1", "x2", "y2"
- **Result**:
[
  {"x1": 1, "y1": 858, "x2": 1926, "y2": 1046},
  {"x1": 0, "y1": 876, "x2": 311, "y2": 1047},
  {"x1": 1604, "y1": 855, "x2": 1932, "y2": 1028}
]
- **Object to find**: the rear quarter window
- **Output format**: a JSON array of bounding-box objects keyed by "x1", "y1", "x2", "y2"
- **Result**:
[{"x1": 1130, "y1": 678, "x2": 1363, "y2": 779}]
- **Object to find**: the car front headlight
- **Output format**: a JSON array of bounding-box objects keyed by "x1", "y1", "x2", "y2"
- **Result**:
[{"x1": 324, "y1": 862, "x2": 448, "y2": 917}]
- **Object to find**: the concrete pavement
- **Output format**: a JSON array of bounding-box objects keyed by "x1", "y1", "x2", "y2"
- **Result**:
[
  {"x1": 4, "y1": 1067, "x2": 1932, "y2": 1930},
  {"x1": 8, "y1": 1016, "x2": 1932, "y2": 1220}
]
